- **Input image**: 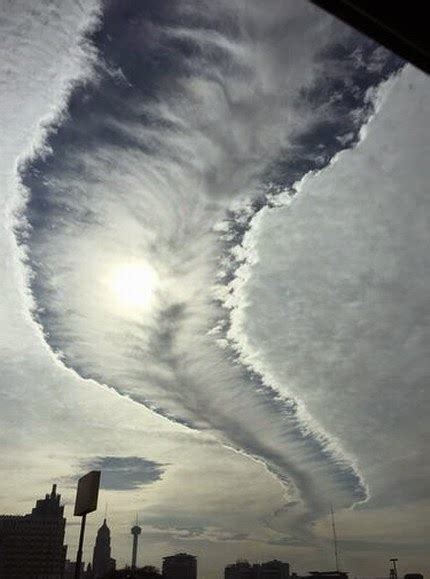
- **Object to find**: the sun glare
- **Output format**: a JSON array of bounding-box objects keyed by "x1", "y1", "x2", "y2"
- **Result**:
[{"x1": 111, "y1": 262, "x2": 158, "y2": 312}]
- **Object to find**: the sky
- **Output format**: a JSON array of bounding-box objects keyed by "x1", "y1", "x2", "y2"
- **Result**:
[{"x1": 0, "y1": 0, "x2": 429, "y2": 577}]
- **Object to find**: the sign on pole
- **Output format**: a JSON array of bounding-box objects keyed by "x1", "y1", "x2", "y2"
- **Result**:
[
  {"x1": 74, "y1": 470, "x2": 101, "y2": 516},
  {"x1": 74, "y1": 470, "x2": 101, "y2": 579}
]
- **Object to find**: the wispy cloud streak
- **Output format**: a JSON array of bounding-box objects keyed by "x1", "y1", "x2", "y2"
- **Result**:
[{"x1": 14, "y1": 0, "x2": 403, "y2": 533}]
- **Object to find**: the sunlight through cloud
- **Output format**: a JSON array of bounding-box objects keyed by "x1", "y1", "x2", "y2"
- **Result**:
[{"x1": 110, "y1": 262, "x2": 158, "y2": 315}]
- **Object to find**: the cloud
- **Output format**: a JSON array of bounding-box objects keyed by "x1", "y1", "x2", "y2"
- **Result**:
[
  {"x1": 83, "y1": 456, "x2": 166, "y2": 490},
  {"x1": 12, "y1": 0, "x2": 405, "y2": 536},
  {"x1": 337, "y1": 539, "x2": 429, "y2": 554},
  {"x1": 144, "y1": 524, "x2": 249, "y2": 543},
  {"x1": 6, "y1": 1, "x2": 426, "y2": 574},
  {"x1": 227, "y1": 65, "x2": 430, "y2": 518},
  {"x1": 267, "y1": 536, "x2": 305, "y2": 547},
  {"x1": 1, "y1": 0, "x2": 100, "y2": 204}
]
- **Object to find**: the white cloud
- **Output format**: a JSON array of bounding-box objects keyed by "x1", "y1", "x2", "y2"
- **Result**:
[
  {"x1": 228, "y1": 65, "x2": 430, "y2": 532},
  {"x1": 0, "y1": 0, "x2": 289, "y2": 572},
  {"x1": 1, "y1": 0, "x2": 424, "y2": 575},
  {"x1": 12, "y1": 1, "x2": 394, "y2": 535}
]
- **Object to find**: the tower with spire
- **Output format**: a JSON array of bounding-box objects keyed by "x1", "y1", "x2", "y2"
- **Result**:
[
  {"x1": 92, "y1": 518, "x2": 116, "y2": 578},
  {"x1": 131, "y1": 516, "x2": 142, "y2": 572}
]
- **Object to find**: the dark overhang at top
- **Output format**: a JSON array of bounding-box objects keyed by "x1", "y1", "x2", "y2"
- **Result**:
[{"x1": 310, "y1": 0, "x2": 430, "y2": 74}]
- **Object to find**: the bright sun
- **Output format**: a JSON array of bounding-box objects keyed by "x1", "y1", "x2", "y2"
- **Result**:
[{"x1": 111, "y1": 262, "x2": 158, "y2": 312}]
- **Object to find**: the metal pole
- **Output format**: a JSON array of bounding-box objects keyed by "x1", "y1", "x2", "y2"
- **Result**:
[
  {"x1": 330, "y1": 503, "x2": 340, "y2": 572},
  {"x1": 74, "y1": 513, "x2": 87, "y2": 579}
]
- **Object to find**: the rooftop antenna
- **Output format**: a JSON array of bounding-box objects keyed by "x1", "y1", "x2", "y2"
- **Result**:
[
  {"x1": 390, "y1": 558, "x2": 399, "y2": 579},
  {"x1": 330, "y1": 503, "x2": 340, "y2": 572},
  {"x1": 104, "y1": 502, "x2": 108, "y2": 520}
]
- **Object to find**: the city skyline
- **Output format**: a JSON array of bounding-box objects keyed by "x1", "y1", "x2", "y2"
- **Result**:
[
  {"x1": 0, "y1": 481, "x2": 417, "y2": 578},
  {"x1": 0, "y1": 482, "x2": 425, "y2": 578},
  {"x1": 1, "y1": 1, "x2": 429, "y2": 578}
]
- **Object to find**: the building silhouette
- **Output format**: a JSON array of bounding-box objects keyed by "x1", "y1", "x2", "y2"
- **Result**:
[
  {"x1": 225, "y1": 560, "x2": 290, "y2": 579},
  {"x1": 92, "y1": 518, "x2": 116, "y2": 578},
  {"x1": 0, "y1": 483, "x2": 67, "y2": 578},
  {"x1": 162, "y1": 553, "x2": 197, "y2": 579},
  {"x1": 297, "y1": 572, "x2": 348, "y2": 579},
  {"x1": 131, "y1": 523, "x2": 142, "y2": 571},
  {"x1": 64, "y1": 559, "x2": 85, "y2": 578},
  {"x1": 260, "y1": 561, "x2": 290, "y2": 579},
  {"x1": 101, "y1": 566, "x2": 161, "y2": 579},
  {"x1": 225, "y1": 560, "x2": 255, "y2": 579}
]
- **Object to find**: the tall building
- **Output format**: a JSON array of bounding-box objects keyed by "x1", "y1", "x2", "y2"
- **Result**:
[
  {"x1": 131, "y1": 523, "x2": 142, "y2": 570},
  {"x1": 92, "y1": 518, "x2": 116, "y2": 578},
  {"x1": 225, "y1": 560, "x2": 255, "y2": 579},
  {"x1": 225, "y1": 560, "x2": 290, "y2": 579},
  {"x1": 162, "y1": 553, "x2": 197, "y2": 579},
  {"x1": 0, "y1": 483, "x2": 67, "y2": 578},
  {"x1": 259, "y1": 561, "x2": 290, "y2": 579}
]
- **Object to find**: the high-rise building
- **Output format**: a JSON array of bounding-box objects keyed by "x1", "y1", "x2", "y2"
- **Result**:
[
  {"x1": 225, "y1": 560, "x2": 256, "y2": 579},
  {"x1": 92, "y1": 518, "x2": 116, "y2": 578},
  {"x1": 259, "y1": 560, "x2": 290, "y2": 579},
  {"x1": 225, "y1": 560, "x2": 290, "y2": 579},
  {"x1": 0, "y1": 484, "x2": 67, "y2": 578},
  {"x1": 162, "y1": 553, "x2": 197, "y2": 579}
]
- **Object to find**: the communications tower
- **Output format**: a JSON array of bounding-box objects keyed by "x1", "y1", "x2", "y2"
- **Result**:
[{"x1": 130, "y1": 518, "x2": 142, "y2": 572}]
